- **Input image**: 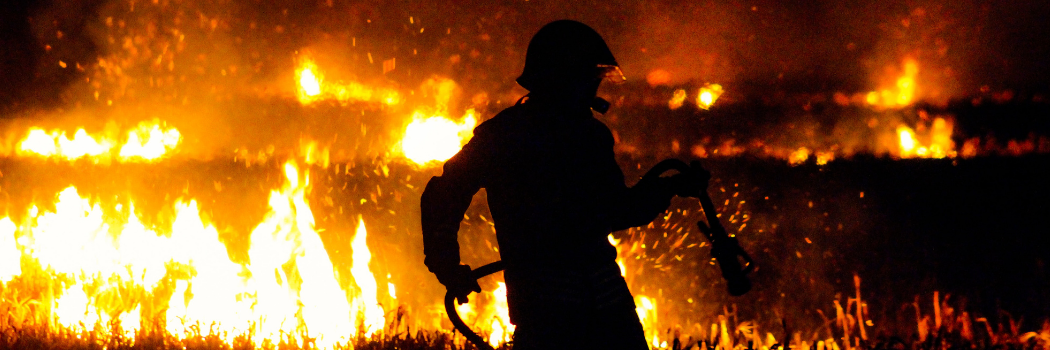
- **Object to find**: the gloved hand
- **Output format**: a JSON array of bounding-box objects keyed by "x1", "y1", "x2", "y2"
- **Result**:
[
  {"x1": 668, "y1": 160, "x2": 711, "y2": 198},
  {"x1": 434, "y1": 264, "x2": 482, "y2": 305}
]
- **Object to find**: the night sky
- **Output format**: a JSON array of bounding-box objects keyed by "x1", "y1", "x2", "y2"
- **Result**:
[{"x1": 2, "y1": 0, "x2": 1049, "y2": 114}]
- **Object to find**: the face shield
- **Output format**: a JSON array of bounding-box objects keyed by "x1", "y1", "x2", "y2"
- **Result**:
[{"x1": 591, "y1": 65, "x2": 624, "y2": 114}]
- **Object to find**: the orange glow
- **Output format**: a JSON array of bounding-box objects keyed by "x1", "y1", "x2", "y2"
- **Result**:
[
  {"x1": 789, "y1": 147, "x2": 811, "y2": 165},
  {"x1": 697, "y1": 83, "x2": 724, "y2": 110},
  {"x1": 487, "y1": 282, "x2": 515, "y2": 347},
  {"x1": 297, "y1": 60, "x2": 323, "y2": 103},
  {"x1": 896, "y1": 118, "x2": 957, "y2": 159},
  {"x1": 636, "y1": 295, "x2": 664, "y2": 348},
  {"x1": 350, "y1": 217, "x2": 385, "y2": 336},
  {"x1": 0, "y1": 218, "x2": 20, "y2": 281},
  {"x1": 61, "y1": 129, "x2": 112, "y2": 158},
  {"x1": 669, "y1": 89, "x2": 687, "y2": 110},
  {"x1": 646, "y1": 69, "x2": 672, "y2": 86},
  {"x1": 868, "y1": 58, "x2": 919, "y2": 108},
  {"x1": 0, "y1": 159, "x2": 409, "y2": 346},
  {"x1": 815, "y1": 151, "x2": 835, "y2": 165},
  {"x1": 401, "y1": 109, "x2": 477, "y2": 165},
  {"x1": 898, "y1": 126, "x2": 918, "y2": 156},
  {"x1": 295, "y1": 56, "x2": 400, "y2": 106},
  {"x1": 16, "y1": 121, "x2": 180, "y2": 162},
  {"x1": 119, "y1": 120, "x2": 182, "y2": 161}
]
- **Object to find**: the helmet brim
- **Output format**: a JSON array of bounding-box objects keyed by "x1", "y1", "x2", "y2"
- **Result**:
[{"x1": 598, "y1": 64, "x2": 626, "y2": 84}]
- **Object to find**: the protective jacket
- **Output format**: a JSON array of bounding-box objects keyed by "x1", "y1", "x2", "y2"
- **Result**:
[{"x1": 421, "y1": 98, "x2": 676, "y2": 330}]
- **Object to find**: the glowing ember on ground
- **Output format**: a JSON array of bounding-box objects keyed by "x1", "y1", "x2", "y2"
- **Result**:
[{"x1": 401, "y1": 109, "x2": 477, "y2": 165}]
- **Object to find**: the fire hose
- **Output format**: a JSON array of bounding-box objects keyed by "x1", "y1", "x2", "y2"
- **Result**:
[
  {"x1": 444, "y1": 261, "x2": 504, "y2": 350},
  {"x1": 642, "y1": 158, "x2": 755, "y2": 296},
  {"x1": 443, "y1": 159, "x2": 754, "y2": 349}
]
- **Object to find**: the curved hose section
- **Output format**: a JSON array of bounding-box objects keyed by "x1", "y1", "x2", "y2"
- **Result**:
[{"x1": 444, "y1": 261, "x2": 505, "y2": 350}]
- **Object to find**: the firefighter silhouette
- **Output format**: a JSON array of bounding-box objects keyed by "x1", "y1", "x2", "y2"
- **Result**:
[{"x1": 421, "y1": 20, "x2": 700, "y2": 350}]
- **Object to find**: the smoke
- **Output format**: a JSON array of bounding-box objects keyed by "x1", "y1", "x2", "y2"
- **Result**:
[{"x1": 4, "y1": 0, "x2": 1048, "y2": 116}]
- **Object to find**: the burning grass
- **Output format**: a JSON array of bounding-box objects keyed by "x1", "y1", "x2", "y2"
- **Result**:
[
  {"x1": 1, "y1": 155, "x2": 1049, "y2": 350},
  {"x1": 3, "y1": 279, "x2": 1049, "y2": 350},
  {"x1": 1, "y1": 0, "x2": 1049, "y2": 347}
]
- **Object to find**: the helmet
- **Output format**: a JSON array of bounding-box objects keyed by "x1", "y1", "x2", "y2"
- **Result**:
[{"x1": 516, "y1": 20, "x2": 625, "y2": 91}]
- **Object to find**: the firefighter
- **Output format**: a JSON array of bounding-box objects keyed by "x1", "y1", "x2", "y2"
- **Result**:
[{"x1": 421, "y1": 20, "x2": 705, "y2": 350}]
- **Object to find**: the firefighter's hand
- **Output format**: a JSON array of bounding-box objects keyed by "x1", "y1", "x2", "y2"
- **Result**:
[
  {"x1": 434, "y1": 264, "x2": 482, "y2": 305},
  {"x1": 670, "y1": 161, "x2": 711, "y2": 198}
]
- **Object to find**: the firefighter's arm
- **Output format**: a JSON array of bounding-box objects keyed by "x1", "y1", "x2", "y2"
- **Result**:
[
  {"x1": 609, "y1": 171, "x2": 678, "y2": 231},
  {"x1": 420, "y1": 132, "x2": 488, "y2": 303},
  {"x1": 592, "y1": 126, "x2": 674, "y2": 231}
]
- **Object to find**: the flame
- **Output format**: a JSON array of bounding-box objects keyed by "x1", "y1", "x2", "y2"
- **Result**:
[
  {"x1": 16, "y1": 121, "x2": 180, "y2": 162},
  {"x1": 669, "y1": 89, "x2": 687, "y2": 110},
  {"x1": 697, "y1": 83, "x2": 724, "y2": 110},
  {"x1": 815, "y1": 151, "x2": 835, "y2": 165},
  {"x1": 789, "y1": 147, "x2": 811, "y2": 165},
  {"x1": 487, "y1": 282, "x2": 515, "y2": 347},
  {"x1": 300, "y1": 139, "x2": 331, "y2": 168},
  {"x1": 0, "y1": 159, "x2": 407, "y2": 347},
  {"x1": 164, "y1": 199, "x2": 252, "y2": 339},
  {"x1": 296, "y1": 176, "x2": 356, "y2": 345},
  {"x1": 898, "y1": 126, "x2": 917, "y2": 156},
  {"x1": 0, "y1": 218, "x2": 20, "y2": 281},
  {"x1": 896, "y1": 118, "x2": 956, "y2": 159},
  {"x1": 119, "y1": 120, "x2": 182, "y2": 161},
  {"x1": 18, "y1": 128, "x2": 61, "y2": 156},
  {"x1": 868, "y1": 58, "x2": 919, "y2": 108},
  {"x1": 401, "y1": 109, "x2": 477, "y2": 165},
  {"x1": 246, "y1": 161, "x2": 356, "y2": 345},
  {"x1": 608, "y1": 234, "x2": 627, "y2": 276},
  {"x1": 298, "y1": 60, "x2": 324, "y2": 102},
  {"x1": 295, "y1": 57, "x2": 399, "y2": 106},
  {"x1": 636, "y1": 295, "x2": 662, "y2": 348},
  {"x1": 667, "y1": 84, "x2": 723, "y2": 110},
  {"x1": 51, "y1": 129, "x2": 113, "y2": 159},
  {"x1": 19, "y1": 128, "x2": 111, "y2": 160},
  {"x1": 350, "y1": 217, "x2": 385, "y2": 336}
]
